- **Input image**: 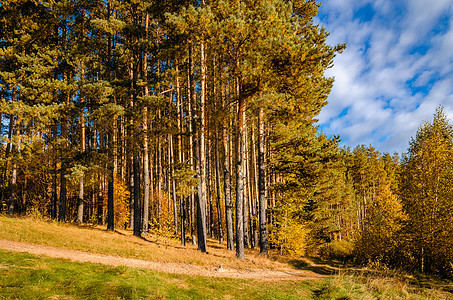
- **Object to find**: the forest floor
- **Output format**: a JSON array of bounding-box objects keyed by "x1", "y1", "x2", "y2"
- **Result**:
[{"x1": 0, "y1": 238, "x2": 326, "y2": 281}]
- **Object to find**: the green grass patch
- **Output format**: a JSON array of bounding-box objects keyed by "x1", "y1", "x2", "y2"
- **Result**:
[
  {"x1": 1, "y1": 250, "x2": 452, "y2": 299},
  {"x1": 0, "y1": 249, "x2": 316, "y2": 299}
]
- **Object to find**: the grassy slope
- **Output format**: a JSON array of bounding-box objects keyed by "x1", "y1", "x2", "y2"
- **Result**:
[
  {"x1": 0, "y1": 215, "x2": 452, "y2": 299},
  {"x1": 0, "y1": 215, "x2": 286, "y2": 270}
]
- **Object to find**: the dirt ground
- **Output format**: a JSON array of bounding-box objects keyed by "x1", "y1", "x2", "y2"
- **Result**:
[{"x1": 0, "y1": 239, "x2": 326, "y2": 281}]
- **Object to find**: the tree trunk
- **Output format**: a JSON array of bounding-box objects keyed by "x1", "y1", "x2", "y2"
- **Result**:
[
  {"x1": 129, "y1": 155, "x2": 134, "y2": 229},
  {"x1": 106, "y1": 0, "x2": 115, "y2": 231},
  {"x1": 77, "y1": 110, "x2": 86, "y2": 224},
  {"x1": 3, "y1": 114, "x2": 14, "y2": 184},
  {"x1": 215, "y1": 133, "x2": 224, "y2": 244},
  {"x1": 199, "y1": 39, "x2": 208, "y2": 252},
  {"x1": 59, "y1": 147, "x2": 67, "y2": 222},
  {"x1": 133, "y1": 154, "x2": 141, "y2": 236},
  {"x1": 142, "y1": 12, "x2": 150, "y2": 234},
  {"x1": 207, "y1": 148, "x2": 214, "y2": 238},
  {"x1": 176, "y1": 61, "x2": 184, "y2": 242},
  {"x1": 243, "y1": 129, "x2": 250, "y2": 249},
  {"x1": 258, "y1": 106, "x2": 269, "y2": 255},
  {"x1": 236, "y1": 93, "x2": 246, "y2": 259},
  {"x1": 168, "y1": 139, "x2": 172, "y2": 225},
  {"x1": 107, "y1": 163, "x2": 114, "y2": 231},
  {"x1": 222, "y1": 91, "x2": 234, "y2": 251},
  {"x1": 59, "y1": 96, "x2": 69, "y2": 222},
  {"x1": 181, "y1": 196, "x2": 186, "y2": 246},
  {"x1": 8, "y1": 155, "x2": 16, "y2": 216},
  {"x1": 170, "y1": 134, "x2": 178, "y2": 235},
  {"x1": 142, "y1": 106, "x2": 150, "y2": 233},
  {"x1": 51, "y1": 158, "x2": 57, "y2": 220},
  {"x1": 250, "y1": 127, "x2": 258, "y2": 248},
  {"x1": 157, "y1": 135, "x2": 163, "y2": 230}
]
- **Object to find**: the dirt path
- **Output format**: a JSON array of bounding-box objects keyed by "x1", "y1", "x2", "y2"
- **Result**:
[{"x1": 0, "y1": 239, "x2": 325, "y2": 281}]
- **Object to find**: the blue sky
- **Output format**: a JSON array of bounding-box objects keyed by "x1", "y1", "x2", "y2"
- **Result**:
[{"x1": 316, "y1": 0, "x2": 453, "y2": 154}]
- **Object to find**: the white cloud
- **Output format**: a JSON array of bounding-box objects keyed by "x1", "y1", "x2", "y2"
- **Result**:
[{"x1": 318, "y1": 0, "x2": 453, "y2": 154}]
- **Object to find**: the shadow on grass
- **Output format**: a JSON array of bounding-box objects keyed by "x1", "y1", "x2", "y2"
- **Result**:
[
  {"x1": 282, "y1": 257, "x2": 352, "y2": 276},
  {"x1": 207, "y1": 243, "x2": 225, "y2": 250},
  {"x1": 408, "y1": 273, "x2": 453, "y2": 293},
  {"x1": 64, "y1": 222, "x2": 128, "y2": 236}
]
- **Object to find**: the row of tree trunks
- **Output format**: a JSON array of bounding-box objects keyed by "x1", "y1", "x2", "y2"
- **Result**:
[
  {"x1": 3, "y1": 8, "x2": 270, "y2": 258},
  {"x1": 3, "y1": 96, "x2": 269, "y2": 259}
]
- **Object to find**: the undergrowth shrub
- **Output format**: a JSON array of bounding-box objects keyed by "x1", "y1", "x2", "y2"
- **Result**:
[{"x1": 319, "y1": 240, "x2": 354, "y2": 262}]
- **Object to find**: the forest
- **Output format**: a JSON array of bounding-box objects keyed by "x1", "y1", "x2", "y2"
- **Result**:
[{"x1": 1, "y1": 0, "x2": 452, "y2": 280}]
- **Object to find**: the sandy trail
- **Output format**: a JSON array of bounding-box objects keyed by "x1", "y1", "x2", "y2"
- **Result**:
[{"x1": 0, "y1": 239, "x2": 324, "y2": 281}]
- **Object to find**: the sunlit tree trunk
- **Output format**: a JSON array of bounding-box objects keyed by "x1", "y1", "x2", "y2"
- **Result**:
[
  {"x1": 133, "y1": 154, "x2": 141, "y2": 236},
  {"x1": 258, "y1": 106, "x2": 269, "y2": 255},
  {"x1": 106, "y1": 0, "x2": 115, "y2": 231},
  {"x1": 215, "y1": 132, "x2": 224, "y2": 244},
  {"x1": 187, "y1": 67, "x2": 195, "y2": 244},
  {"x1": 59, "y1": 69, "x2": 69, "y2": 222},
  {"x1": 243, "y1": 128, "x2": 250, "y2": 249},
  {"x1": 8, "y1": 116, "x2": 16, "y2": 216},
  {"x1": 222, "y1": 82, "x2": 234, "y2": 251},
  {"x1": 196, "y1": 40, "x2": 207, "y2": 252},
  {"x1": 170, "y1": 134, "x2": 178, "y2": 234},
  {"x1": 236, "y1": 88, "x2": 246, "y2": 259},
  {"x1": 51, "y1": 145, "x2": 58, "y2": 219},
  {"x1": 77, "y1": 109, "x2": 86, "y2": 224},
  {"x1": 142, "y1": 12, "x2": 150, "y2": 234}
]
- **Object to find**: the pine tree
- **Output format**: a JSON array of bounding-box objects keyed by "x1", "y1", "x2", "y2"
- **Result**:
[{"x1": 0, "y1": 0, "x2": 64, "y2": 216}]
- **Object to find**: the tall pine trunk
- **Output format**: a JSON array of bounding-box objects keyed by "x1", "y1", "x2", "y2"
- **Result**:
[
  {"x1": 176, "y1": 62, "x2": 185, "y2": 244},
  {"x1": 215, "y1": 133, "x2": 224, "y2": 244},
  {"x1": 59, "y1": 77, "x2": 69, "y2": 222},
  {"x1": 197, "y1": 40, "x2": 208, "y2": 252},
  {"x1": 133, "y1": 154, "x2": 141, "y2": 236},
  {"x1": 142, "y1": 108, "x2": 150, "y2": 233},
  {"x1": 170, "y1": 134, "x2": 178, "y2": 234},
  {"x1": 8, "y1": 141, "x2": 16, "y2": 216},
  {"x1": 157, "y1": 134, "x2": 163, "y2": 230},
  {"x1": 236, "y1": 93, "x2": 246, "y2": 259},
  {"x1": 77, "y1": 109, "x2": 86, "y2": 224},
  {"x1": 243, "y1": 129, "x2": 250, "y2": 249},
  {"x1": 258, "y1": 106, "x2": 269, "y2": 255},
  {"x1": 106, "y1": 0, "x2": 115, "y2": 231},
  {"x1": 187, "y1": 67, "x2": 195, "y2": 243},
  {"x1": 222, "y1": 93, "x2": 234, "y2": 251},
  {"x1": 59, "y1": 128, "x2": 67, "y2": 222},
  {"x1": 7, "y1": 115, "x2": 16, "y2": 216},
  {"x1": 142, "y1": 12, "x2": 150, "y2": 234},
  {"x1": 51, "y1": 139, "x2": 58, "y2": 221},
  {"x1": 107, "y1": 162, "x2": 114, "y2": 231}
]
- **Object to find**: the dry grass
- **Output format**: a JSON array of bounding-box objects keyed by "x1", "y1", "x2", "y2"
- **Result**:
[{"x1": 0, "y1": 215, "x2": 292, "y2": 270}]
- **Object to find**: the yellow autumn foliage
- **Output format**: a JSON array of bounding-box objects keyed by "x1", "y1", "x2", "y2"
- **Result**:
[
  {"x1": 270, "y1": 212, "x2": 309, "y2": 256},
  {"x1": 103, "y1": 174, "x2": 130, "y2": 228}
]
